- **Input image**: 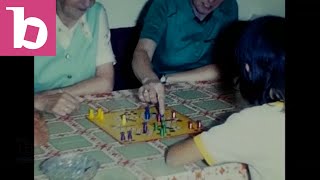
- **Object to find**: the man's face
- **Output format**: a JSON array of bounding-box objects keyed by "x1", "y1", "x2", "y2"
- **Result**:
[
  {"x1": 192, "y1": 0, "x2": 225, "y2": 15},
  {"x1": 59, "y1": 0, "x2": 95, "y2": 20}
]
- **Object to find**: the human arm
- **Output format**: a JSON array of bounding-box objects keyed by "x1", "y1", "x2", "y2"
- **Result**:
[
  {"x1": 166, "y1": 138, "x2": 203, "y2": 167},
  {"x1": 164, "y1": 64, "x2": 221, "y2": 83},
  {"x1": 131, "y1": 0, "x2": 169, "y2": 115},
  {"x1": 132, "y1": 39, "x2": 165, "y2": 115}
]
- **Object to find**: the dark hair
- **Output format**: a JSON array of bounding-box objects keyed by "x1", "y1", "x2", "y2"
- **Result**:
[{"x1": 236, "y1": 16, "x2": 285, "y2": 105}]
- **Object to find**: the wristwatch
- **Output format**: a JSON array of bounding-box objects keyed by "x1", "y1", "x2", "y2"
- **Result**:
[{"x1": 160, "y1": 75, "x2": 168, "y2": 84}]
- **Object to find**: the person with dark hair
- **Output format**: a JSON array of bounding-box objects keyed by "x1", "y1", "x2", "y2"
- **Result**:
[{"x1": 165, "y1": 16, "x2": 285, "y2": 180}]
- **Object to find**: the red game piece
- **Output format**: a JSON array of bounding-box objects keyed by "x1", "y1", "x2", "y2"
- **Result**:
[
  {"x1": 172, "y1": 111, "x2": 176, "y2": 119},
  {"x1": 188, "y1": 121, "x2": 193, "y2": 129},
  {"x1": 197, "y1": 120, "x2": 202, "y2": 129}
]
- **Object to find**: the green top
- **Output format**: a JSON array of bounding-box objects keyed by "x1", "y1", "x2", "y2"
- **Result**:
[
  {"x1": 34, "y1": 3, "x2": 103, "y2": 93},
  {"x1": 140, "y1": 0, "x2": 238, "y2": 76}
]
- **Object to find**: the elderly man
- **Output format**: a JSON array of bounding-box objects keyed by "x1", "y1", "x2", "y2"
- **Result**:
[
  {"x1": 132, "y1": 0, "x2": 238, "y2": 114},
  {"x1": 34, "y1": 0, "x2": 116, "y2": 116}
]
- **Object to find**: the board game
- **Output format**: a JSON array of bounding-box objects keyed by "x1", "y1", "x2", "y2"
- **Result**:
[{"x1": 86, "y1": 106, "x2": 203, "y2": 144}]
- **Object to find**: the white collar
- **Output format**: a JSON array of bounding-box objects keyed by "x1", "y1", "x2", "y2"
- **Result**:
[{"x1": 56, "y1": 14, "x2": 93, "y2": 40}]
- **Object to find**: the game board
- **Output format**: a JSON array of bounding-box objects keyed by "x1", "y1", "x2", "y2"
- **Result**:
[{"x1": 86, "y1": 106, "x2": 202, "y2": 144}]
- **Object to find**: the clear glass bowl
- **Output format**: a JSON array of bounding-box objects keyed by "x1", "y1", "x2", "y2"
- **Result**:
[{"x1": 40, "y1": 153, "x2": 100, "y2": 180}]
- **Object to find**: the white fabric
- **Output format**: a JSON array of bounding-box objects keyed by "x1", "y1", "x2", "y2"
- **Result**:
[
  {"x1": 56, "y1": 8, "x2": 116, "y2": 66},
  {"x1": 198, "y1": 103, "x2": 285, "y2": 180}
]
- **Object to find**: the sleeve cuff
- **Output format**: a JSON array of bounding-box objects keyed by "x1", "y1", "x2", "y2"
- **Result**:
[{"x1": 193, "y1": 134, "x2": 215, "y2": 165}]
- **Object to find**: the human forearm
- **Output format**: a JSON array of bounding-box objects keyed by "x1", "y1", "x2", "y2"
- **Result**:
[
  {"x1": 60, "y1": 76, "x2": 113, "y2": 96},
  {"x1": 166, "y1": 138, "x2": 203, "y2": 167},
  {"x1": 49, "y1": 63, "x2": 114, "y2": 96},
  {"x1": 132, "y1": 49, "x2": 159, "y2": 83},
  {"x1": 166, "y1": 64, "x2": 220, "y2": 83}
]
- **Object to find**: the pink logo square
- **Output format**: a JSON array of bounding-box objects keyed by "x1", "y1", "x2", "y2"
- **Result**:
[
  {"x1": 24, "y1": 25, "x2": 40, "y2": 43},
  {"x1": 0, "y1": 0, "x2": 56, "y2": 56}
]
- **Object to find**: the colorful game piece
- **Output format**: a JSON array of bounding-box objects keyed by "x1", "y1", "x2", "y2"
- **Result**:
[
  {"x1": 98, "y1": 109, "x2": 104, "y2": 122},
  {"x1": 188, "y1": 121, "x2": 193, "y2": 129},
  {"x1": 97, "y1": 108, "x2": 102, "y2": 116},
  {"x1": 144, "y1": 107, "x2": 150, "y2": 120},
  {"x1": 162, "y1": 124, "x2": 167, "y2": 134},
  {"x1": 197, "y1": 120, "x2": 202, "y2": 129},
  {"x1": 157, "y1": 114, "x2": 161, "y2": 122},
  {"x1": 172, "y1": 111, "x2": 176, "y2": 119},
  {"x1": 160, "y1": 114, "x2": 165, "y2": 121},
  {"x1": 143, "y1": 122, "x2": 148, "y2": 134},
  {"x1": 127, "y1": 130, "x2": 132, "y2": 141},
  {"x1": 121, "y1": 115, "x2": 127, "y2": 126},
  {"x1": 161, "y1": 120, "x2": 165, "y2": 127},
  {"x1": 120, "y1": 132, "x2": 125, "y2": 141},
  {"x1": 160, "y1": 127, "x2": 165, "y2": 137},
  {"x1": 153, "y1": 122, "x2": 158, "y2": 131},
  {"x1": 88, "y1": 109, "x2": 95, "y2": 120}
]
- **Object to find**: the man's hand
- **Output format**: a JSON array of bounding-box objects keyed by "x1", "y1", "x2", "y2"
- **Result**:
[
  {"x1": 138, "y1": 79, "x2": 165, "y2": 115},
  {"x1": 34, "y1": 111, "x2": 48, "y2": 146},
  {"x1": 35, "y1": 92, "x2": 80, "y2": 116}
]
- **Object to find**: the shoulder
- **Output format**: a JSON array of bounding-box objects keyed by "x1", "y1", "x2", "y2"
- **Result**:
[
  {"x1": 149, "y1": 0, "x2": 178, "y2": 14},
  {"x1": 226, "y1": 103, "x2": 284, "y2": 126},
  {"x1": 86, "y1": 2, "x2": 105, "y2": 16},
  {"x1": 217, "y1": 0, "x2": 238, "y2": 15},
  {"x1": 85, "y1": 2, "x2": 108, "y2": 22},
  {"x1": 92, "y1": 2, "x2": 104, "y2": 11}
]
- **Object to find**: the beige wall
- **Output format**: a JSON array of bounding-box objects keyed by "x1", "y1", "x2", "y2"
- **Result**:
[
  {"x1": 98, "y1": 0, "x2": 285, "y2": 28},
  {"x1": 238, "y1": 0, "x2": 285, "y2": 20}
]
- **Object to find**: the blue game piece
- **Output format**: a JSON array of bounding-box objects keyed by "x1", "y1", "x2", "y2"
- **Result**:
[
  {"x1": 142, "y1": 122, "x2": 148, "y2": 133},
  {"x1": 144, "y1": 107, "x2": 150, "y2": 121},
  {"x1": 127, "y1": 130, "x2": 132, "y2": 141},
  {"x1": 120, "y1": 132, "x2": 125, "y2": 141}
]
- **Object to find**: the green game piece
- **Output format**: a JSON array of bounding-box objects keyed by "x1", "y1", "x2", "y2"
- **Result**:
[
  {"x1": 161, "y1": 120, "x2": 165, "y2": 127},
  {"x1": 162, "y1": 124, "x2": 167, "y2": 134},
  {"x1": 161, "y1": 115, "x2": 165, "y2": 122},
  {"x1": 154, "y1": 123, "x2": 158, "y2": 131},
  {"x1": 160, "y1": 127, "x2": 165, "y2": 137}
]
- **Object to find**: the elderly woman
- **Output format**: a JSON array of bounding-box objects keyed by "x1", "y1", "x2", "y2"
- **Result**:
[{"x1": 34, "y1": 0, "x2": 116, "y2": 116}]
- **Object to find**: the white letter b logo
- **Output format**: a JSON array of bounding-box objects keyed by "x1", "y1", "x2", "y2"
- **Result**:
[{"x1": 6, "y1": 7, "x2": 48, "y2": 49}]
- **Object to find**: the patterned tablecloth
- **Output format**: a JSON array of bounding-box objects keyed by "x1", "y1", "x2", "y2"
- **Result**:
[{"x1": 34, "y1": 81, "x2": 250, "y2": 180}]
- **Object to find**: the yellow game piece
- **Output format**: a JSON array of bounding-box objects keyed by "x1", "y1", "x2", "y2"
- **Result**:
[
  {"x1": 99, "y1": 111, "x2": 104, "y2": 122},
  {"x1": 88, "y1": 108, "x2": 95, "y2": 120},
  {"x1": 97, "y1": 108, "x2": 104, "y2": 121},
  {"x1": 121, "y1": 115, "x2": 127, "y2": 126},
  {"x1": 96, "y1": 108, "x2": 102, "y2": 118}
]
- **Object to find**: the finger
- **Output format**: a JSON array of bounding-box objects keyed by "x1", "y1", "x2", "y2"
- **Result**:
[
  {"x1": 53, "y1": 102, "x2": 73, "y2": 115},
  {"x1": 63, "y1": 106, "x2": 73, "y2": 114},
  {"x1": 138, "y1": 87, "x2": 147, "y2": 102},
  {"x1": 155, "y1": 85, "x2": 165, "y2": 115},
  {"x1": 51, "y1": 106, "x2": 67, "y2": 116},
  {"x1": 149, "y1": 89, "x2": 158, "y2": 104},
  {"x1": 143, "y1": 89, "x2": 151, "y2": 103},
  {"x1": 62, "y1": 93, "x2": 80, "y2": 109},
  {"x1": 56, "y1": 97, "x2": 77, "y2": 114}
]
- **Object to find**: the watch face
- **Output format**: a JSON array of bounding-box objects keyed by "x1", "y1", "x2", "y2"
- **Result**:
[{"x1": 160, "y1": 75, "x2": 166, "y2": 83}]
